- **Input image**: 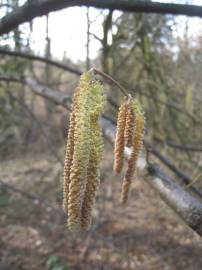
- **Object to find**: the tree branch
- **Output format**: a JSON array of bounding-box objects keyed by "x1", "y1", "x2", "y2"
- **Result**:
[
  {"x1": 0, "y1": 48, "x2": 198, "y2": 124},
  {"x1": 145, "y1": 141, "x2": 202, "y2": 198},
  {"x1": 0, "y1": 0, "x2": 202, "y2": 35},
  {"x1": 154, "y1": 137, "x2": 202, "y2": 152},
  {"x1": 147, "y1": 164, "x2": 202, "y2": 236},
  {"x1": 0, "y1": 48, "x2": 82, "y2": 75}
]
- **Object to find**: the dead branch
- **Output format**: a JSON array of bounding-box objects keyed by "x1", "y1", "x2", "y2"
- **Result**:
[
  {"x1": 0, "y1": 1, "x2": 202, "y2": 35},
  {"x1": 145, "y1": 142, "x2": 193, "y2": 183},
  {"x1": 147, "y1": 164, "x2": 202, "y2": 236},
  {"x1": 145, "y1": 141, "x2": 202, "y2": 198}
]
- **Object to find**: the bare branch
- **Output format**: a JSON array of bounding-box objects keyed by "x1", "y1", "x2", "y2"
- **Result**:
[
  {"x1": 147, "y1": 164, "x2": 202, "y2": 236},
  {"x1": 145, "y1": 141, "x2": 202, "y2": 198},
  {"x1": 0, "y1": 0, "x2": 202, "y2": 35},
  {"x1": 155, "y1": 138, "x2": 202, "y2": 152},
  {"x1": 0, "y1": 49, "x2": 199, "y2": 124},
  {"x1": 0, "y1": 48, "x2": 82, "y2": 75}
]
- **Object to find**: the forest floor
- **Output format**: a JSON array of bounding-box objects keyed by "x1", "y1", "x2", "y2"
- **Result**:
[{"x1": 0, "y1": 144, "x2": 202, "y2": 270}]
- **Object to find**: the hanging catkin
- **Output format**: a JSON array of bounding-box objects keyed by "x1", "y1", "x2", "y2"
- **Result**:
[
  {"x1": 81, "y1": 81, "x2": 105, "y2": 229},
  {"x1": 113, "y1": 100, "x2": 128, "y2": 173},
  {"x1": 67, "y1": 73, "x2": 93, "y2": 230},
  {"x1": 121, "y1": 100, "x2": 145, "y2": 204},
  {"x1": 63, "y1": 72, "x2": 105, "y2": 231},
  {"x1": 63, "y1": 89, "x2": 81, "y2": 213},
  {"x1": 124, "y1": 98, "x2": 135, "y2": 147}
]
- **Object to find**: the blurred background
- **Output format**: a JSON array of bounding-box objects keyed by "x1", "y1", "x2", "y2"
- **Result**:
[{"x1": 0, "y1": 0, "x2": 202, "y2": 269}]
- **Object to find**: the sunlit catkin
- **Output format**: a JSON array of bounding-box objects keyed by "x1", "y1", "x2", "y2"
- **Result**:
[
  {"x1": 121, "y1": 100, "x2": 145, "y2": 204},
  {"x1": 113, "y1": 101, "x2": 127, "y2": 173},
  {"x1": 124, "y1": 99, "x2": 135, "y2": 147}
]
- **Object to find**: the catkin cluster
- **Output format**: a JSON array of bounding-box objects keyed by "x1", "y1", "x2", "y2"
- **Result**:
[
  {"x1": 113, "y1": 98, "x2": 145, "y2": 204},
  {"x1": 63, "y1": 72, "x2": 105, "y2": 231}
]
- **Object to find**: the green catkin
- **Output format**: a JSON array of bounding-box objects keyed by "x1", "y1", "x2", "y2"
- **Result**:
[
  {"x1": 121, "y1": 100, "x2": 145, "y2": 204},
  {"x1": 64, "y1": 73, "x2": 105, "y2": 231},
  {"x1": 67, "y1": 73, "x2": 92, "y2": 230}
]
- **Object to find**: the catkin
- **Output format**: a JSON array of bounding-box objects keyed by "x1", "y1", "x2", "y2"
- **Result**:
[
  {"x1": 113, "y1": 101, "x2": 128, "y2": 173},
  {"x1": 81, "y1": 119, "x2": 103, "y2": 229},
  {"x1": 81, "y1": 81, "x2": 105, "y2": 230},
  {"x1": 63, "y1": 89, "x2": 81, "y2": 213},
  {"x1": 67, "y1": 73, "x2": 92, "y2": 230},
  {"x1": 63, "y1": 72, "x2": 105, "y2": 231},
  {"x1": 121, "y1": 101, "x2": 145, "y2": 204},
  {"x1": 124, "y1": 99, "x2": 135, "y2": 147}
]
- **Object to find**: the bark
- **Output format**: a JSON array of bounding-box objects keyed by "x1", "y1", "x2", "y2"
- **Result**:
[
  {"x1": 0, "y1": 1, "x2": 202, "y2": 35},
  {"x1": 147, "y1": 164, "x2": 202, "y2": 236}
]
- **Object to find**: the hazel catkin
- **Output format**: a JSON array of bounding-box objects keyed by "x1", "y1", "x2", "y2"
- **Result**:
[
  {"x1": 63, "y1": 72, "x2": 105, "y2": 231},
  {"x1": 121, "y1": 100, "x2": 145, "y2": 204},
  {"x1": 81, "y1": 120, "x2": 103, "y2": 229},
  {"x1": 67, "y1": 73, "x2": 93, "y2": 230},
  {"x1": 81, "y1": 81, "x2": 105, "y2": 230},
  {"x1": 63, "y1": 88, "x2": 81, "y2": 213},
  {"x1": 113, "y1": 101, "x2": 128, "y2": 173},
  {"x1": 124, "y1": 99, "x2": 135, "y2": 147}
]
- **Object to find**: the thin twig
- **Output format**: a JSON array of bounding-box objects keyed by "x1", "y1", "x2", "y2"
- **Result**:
[{"x1": 92, "y1": 67, "x2": 128, "y2": 97}]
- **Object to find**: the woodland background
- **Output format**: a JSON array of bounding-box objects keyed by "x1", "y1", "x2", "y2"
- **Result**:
[{"x1": 0, "y1": 1, "x2": 202, "y2": 270}]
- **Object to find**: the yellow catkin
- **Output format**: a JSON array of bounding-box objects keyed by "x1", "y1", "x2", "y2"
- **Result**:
[
  {"x1": 124, "y1": 100, "x2": 135, "y2": 147},
  {"x1": 81, "y1": 121, "x2": 103, "y2": 229},
  {"x1": 63, "y1": 89, "x2": 81, "y2": 213},
  {"x1": 67, "y1": 73, "x2": 92, "y2": 230},
  {"x1": 113, "y1": 101, "x2": 128, "y2": 173},
  {"x1": 121, "y1": 101, "x2": 145, "y2": 204},
  {"x1": 66, "y1": 73, "x2": 105, "y2": 231},
  {"x1": 63, "y1": 111, "x2": 75, "y2": 213}
]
